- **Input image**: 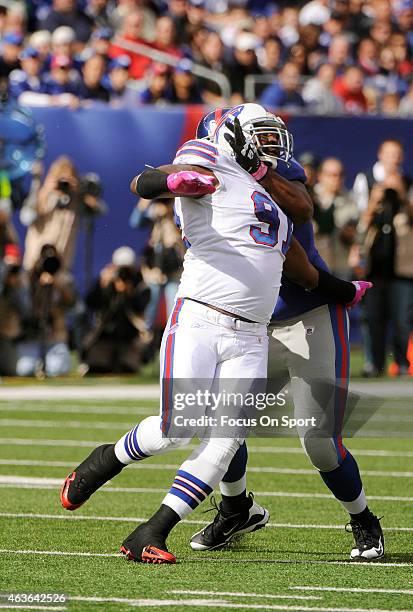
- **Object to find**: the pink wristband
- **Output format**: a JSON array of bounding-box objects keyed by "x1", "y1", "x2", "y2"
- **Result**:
[{"x1": 251, "y1": 162, "x2": 269, "y2": 181}]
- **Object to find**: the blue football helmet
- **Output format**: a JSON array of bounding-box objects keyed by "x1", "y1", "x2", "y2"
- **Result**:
[{"x1": 196, "y1": 107, "x2": 231, "y2": 140}]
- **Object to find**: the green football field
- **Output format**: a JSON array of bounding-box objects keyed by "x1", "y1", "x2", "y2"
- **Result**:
[{"x1": 0, "y1": 383, "x2": 412, "y2": 612}]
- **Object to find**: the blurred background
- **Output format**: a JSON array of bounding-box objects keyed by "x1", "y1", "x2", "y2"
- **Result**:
[{"x1": 0, "y1": 0, "x2": 412, "y2": 379}]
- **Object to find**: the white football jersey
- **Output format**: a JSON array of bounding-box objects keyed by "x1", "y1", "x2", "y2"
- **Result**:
[{"x1": 173, "y1": 138, "x2": 292, "y2": 325}]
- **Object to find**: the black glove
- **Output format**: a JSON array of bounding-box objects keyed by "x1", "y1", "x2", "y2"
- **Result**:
[{"x1": 224, "y1": 117, "x2": 268, "y2": 180}]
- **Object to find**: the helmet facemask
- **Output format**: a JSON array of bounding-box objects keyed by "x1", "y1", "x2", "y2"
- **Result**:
[{"x1": 246, "y1": 118, "x2": 293, "y2": 168}]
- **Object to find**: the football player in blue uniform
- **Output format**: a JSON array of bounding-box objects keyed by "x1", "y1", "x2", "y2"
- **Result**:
[{"x1": 190, "y1": 108, "x2": 384, "y2": 562}]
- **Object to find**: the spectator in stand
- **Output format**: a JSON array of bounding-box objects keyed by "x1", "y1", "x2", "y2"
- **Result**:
[
  {"x1": 260, "y1": 61, "x2": 305, "y2": 110},
  {"x1": 312, "y1": 157, "x2": 359, "y2": 278},
  {"x1": 0, "y1": 4, "x2": 8, "y2": 37},
  {"x1": 399, "y1": 81, "x2": 413, "y2": 116},
  {"x1": 381, "y1": 91, "x2": 401, "y2": 115},
  {"x1": 29, "y1": 30, "x2": 52, "y2": 67},
  {"x1": 4, "y1": 2, "x2": 27, "y2": 38},
  {"x1": 197, "y1": 31, "x2": 230, "y2": 103},
  {"x1": 43, "y1": 54, "x2": 81, "y2": 106},
  {"x1": 326, "y1": 34, "x2": 352, "y2": 74},
  {"x1": 166, "y1": 65, "x2": 202, "y2": 103},
  {"x1": 86, "y1": 27, "x2": 113, "y2": 62},
  {"x1": 369, "y1": 20, "x2": 393, "y2": 51},
  {"x1": 394, "y1": 0, "x2": 413, "y2": 51},
  {"x1": 288, "y1": 41, "x2": 310, "y2": 75},
  {"x1": 302, "y1": 62, "x2": 343, "y2": 113},
  {"x1": 356, "y1": 37, "x2": 379, "y2": 76},
  {"x1": 257, "y1": 36, "x2": 283, "y2": 74},
  {"x1": 167, "y1": 0, "x2": 190, "y2": 45},
  {"x1": 366, "y1": 48, "x2": 409, "y2": 100},
  {"x1": 8, "y1": 47, "x2": 46, "y2": 103},
  {"x1": 229, "y1": 32, "x2": 262, "y2": 102},
  {"x1": 299, "y1": 0, "x2": 330, "y2": 27},
  {"x1": 40, "y1": 0, "x2": 93, "y2": 45},
  {"x1": 110, "y1": 9, "x2": 152, "y2": 79},
  {"x1": 333, "y1": 65, "x2": 368, "y2": 113},
  {"x1": 78, "y1": 54, "x2": 109, "y2": 101},
  {"x1": 389, "y1": 32, "x2": 413, "y2": 78},
  {"x1": 0, "y1": 32, "x2": 23, "y2": 78},
  {"x1": 104, "y1": 55, "x2": 137, "y2": 105},
  {"x1": 84, "y1": 0, "x2": 116, "y2": 30},
  {"x1": 278, "y1": 6, "x2": 300, "y2": 47},
  {"x1": 50, "y1": 26, "x2": 76, "y2": 62},
  {"x1": 138, "y1": 63, "x2": 170, "y2": 105},
  {"x1": 153, "y1": 15, "x2": 182, "y2": 58}
]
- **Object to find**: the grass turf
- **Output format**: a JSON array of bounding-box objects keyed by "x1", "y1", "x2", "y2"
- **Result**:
[{"x1": 0, "y1": 391, "x2": 412, "y2": 612}]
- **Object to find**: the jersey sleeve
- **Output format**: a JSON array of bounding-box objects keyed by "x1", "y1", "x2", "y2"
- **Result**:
[
  {"x1": 173, "y1": 139, "x2": 219, "y2": 170},
  {"x1": 276, "y1": 157, "x2": 307, "y2": 183}
]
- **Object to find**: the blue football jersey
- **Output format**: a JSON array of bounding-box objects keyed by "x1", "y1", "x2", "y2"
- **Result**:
[{"x1": 272, "y1": 158, "x2": 331, "y2": 321}]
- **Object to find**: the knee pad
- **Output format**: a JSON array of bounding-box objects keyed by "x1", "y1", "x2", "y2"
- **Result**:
[
  {"x1": 138, "y1": 415, "x2": 192, "y2": 455},
  {"x1": 300, "y1": 434, "x2": 339, "y2": 472}
]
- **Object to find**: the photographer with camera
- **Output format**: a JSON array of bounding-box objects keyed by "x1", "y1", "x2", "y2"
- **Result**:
[
  {"x1": 360, "y1": 139, "x2": 413, "y2": 376},
  {"x1": 21, "y1": 156, "x2": 105, "y2": 273},
  {"x1": 14, "y1": 244, "x2": 76, "y2": 377},
  {"x1": 83, "y1": 246, "x2": 151, "y2": 374},
  {"x1": 129, "y1": 197, "x2": 184, "y2": 333},
  {"x1": 0, "y1": 244, "x2": 29, "y2": 376}
]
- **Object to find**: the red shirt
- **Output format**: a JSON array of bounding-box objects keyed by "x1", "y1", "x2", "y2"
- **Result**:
[
  {"x1": 110, "y1": 35, "x2": 153, "y2": 79},
  {"x1": 333, "y1": 76, "x2": 368, "y2": 113}
]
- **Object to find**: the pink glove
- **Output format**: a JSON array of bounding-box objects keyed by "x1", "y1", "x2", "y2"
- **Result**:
[
  {"x1": 166, "y1": 171, "x2": 216, "y2": 197},
  {"x1": 347, "y1": 280, "x2": 373, "y2": 309}
]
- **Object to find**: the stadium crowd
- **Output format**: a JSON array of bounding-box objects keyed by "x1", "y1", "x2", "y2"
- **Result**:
[{"x1": 0, "y1": 0, "x2": 412, "y2": 113}]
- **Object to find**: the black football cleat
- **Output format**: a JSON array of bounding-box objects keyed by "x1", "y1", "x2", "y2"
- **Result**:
[
  {"x1": 60, "y1": 444, "x2": 124, "y2": 511},
  {"x1": 190, "y1": 493, "x2": 269, "y2": 551},
  {"x1": 120, "y1": 523, "x2": 176, "y2": 564},
  {"x1": 347, "y1": 515, "x2": 385, "y2": 561}
]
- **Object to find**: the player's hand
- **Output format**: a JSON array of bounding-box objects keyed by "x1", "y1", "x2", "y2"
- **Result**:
[
  {"x1": 346, "y1": 280, "x2": 373, "y2": 309},
  {"x1": 224, "y1": 117, "x2": 269, "y2": 181},
  {"x1": 166, "y1": 171, "x2": 216, "y2": 197}
]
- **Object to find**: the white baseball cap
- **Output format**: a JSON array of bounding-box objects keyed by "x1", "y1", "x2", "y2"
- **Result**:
[{"x1": 112, "y1": 246, "x2": 136, "y2": 267}]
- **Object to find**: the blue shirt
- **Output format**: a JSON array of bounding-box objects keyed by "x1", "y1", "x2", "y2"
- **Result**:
[
  {"x1": 272, "y1": 158, "x2": 330, "y2": 321},
  {"x1": 260, "y1": 82, "x2": 306, "y2": 110}
]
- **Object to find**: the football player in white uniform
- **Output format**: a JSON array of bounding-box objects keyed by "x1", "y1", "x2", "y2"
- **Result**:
[{"x1": 60, "y1": 104, "x2": 371, "y2": 564}]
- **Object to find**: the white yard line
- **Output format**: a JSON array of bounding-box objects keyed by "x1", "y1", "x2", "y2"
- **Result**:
[
  {"x1": 1, "y1": 475, "x2": 412, "y2": 503},
  {"x1": 0, "y1": 606, "x2": 66, "y2": 610},
  {"x1": 168, "y1": 590, "x2": 321, "y2": 601},
  {"x1": 1, "y1": 437, "x2": 412, "y2": 459},
  {"x1": 0, "y1": 458, "x2": 412, "y2": 477},
  {"x1": 0, "y1": 512, "x2": 411, "y2": 533},
  {"x1": 0, "y1": 405, "x2": 153, "y2": 416},
  {"x1": 290, "y1": 587, "x2": 413, "y2": 596},
  {"x1": 0, "y1": 386, "x2": 160, "y2": 400},
  {"x1": 1, "y1": 381, "x2": 413, "y2": 399},
  {"x1": 0, "y1": 548, "x2": 411, "y2": 568},
  {"x1": 0, "y1": 419, "x2": 132, "y2": 430}
]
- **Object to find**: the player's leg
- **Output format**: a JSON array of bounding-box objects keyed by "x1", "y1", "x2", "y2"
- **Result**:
[
  {"x1": 190, "y1": 333, "x2": 272, "y2": 550},
  {"x1": 286, "y1": 304, "x2": 384, "y2": 560},
  {"x1": 60, "y1": 298, "x2": 215, "y2": 511},
  {"x1": 122, "y1": 319, "x2": 270, "y2": 562}
]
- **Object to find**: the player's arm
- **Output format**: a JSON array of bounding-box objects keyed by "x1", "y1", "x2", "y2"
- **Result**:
[
  {"x1": 130, "y1": 164, "x2": 217, "y2": 199},
  {"x1": 224, "y1": 118, "x2": 312, "y2": 225},
  {"x1": 284, "y1": 237, "x2": 372, "y2": 307},
  {"x1": 259, "y1": 171, "x2": 313, "y2": 225}
]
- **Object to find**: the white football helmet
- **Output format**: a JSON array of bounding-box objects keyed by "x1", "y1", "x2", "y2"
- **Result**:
[{"x1": 212, "y1": 103, "x2": 293, "y2": 168}]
